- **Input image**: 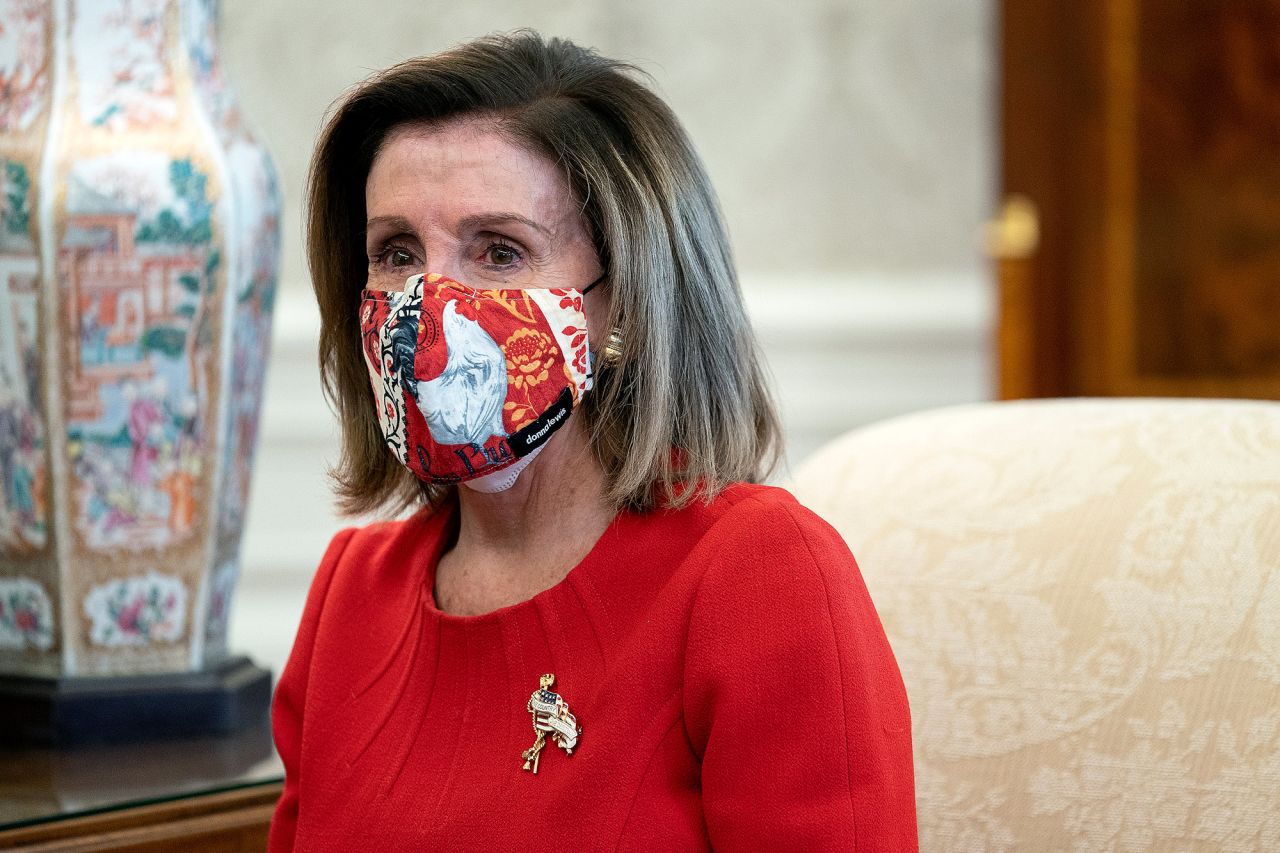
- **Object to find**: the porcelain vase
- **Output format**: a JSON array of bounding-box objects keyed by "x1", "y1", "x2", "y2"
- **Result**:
[{"x1": 0, "y1": 0, "x2": 280, "y2": 685}]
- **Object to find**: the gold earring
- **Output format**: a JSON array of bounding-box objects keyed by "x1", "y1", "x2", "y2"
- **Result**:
[{"x1": 601, "y1": 328, "x2": 623, "y2": 364}]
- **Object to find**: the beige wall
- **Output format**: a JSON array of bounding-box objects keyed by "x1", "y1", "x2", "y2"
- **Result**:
[{"x1": 221, "y1": 0, "x2": 994, "y2": 290}]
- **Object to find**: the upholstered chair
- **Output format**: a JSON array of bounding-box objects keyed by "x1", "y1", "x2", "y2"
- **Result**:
[{"x1": 791, "y1": 399, "x2": 1280, "y2": 852}]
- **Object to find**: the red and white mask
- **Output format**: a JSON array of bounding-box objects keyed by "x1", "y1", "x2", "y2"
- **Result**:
[{"x1": 359, "y1": 272, "x2": 598, "y2": 492}]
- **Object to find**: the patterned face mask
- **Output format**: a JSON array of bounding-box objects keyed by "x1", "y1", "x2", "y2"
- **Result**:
[{"x1": 359, "y1": 272, "x2": 602, "y2": 492}]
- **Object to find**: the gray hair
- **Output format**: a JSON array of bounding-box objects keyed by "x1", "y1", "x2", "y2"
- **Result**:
[{"x1": 308, "y1": 30, "x2": 781, "y2": 513}]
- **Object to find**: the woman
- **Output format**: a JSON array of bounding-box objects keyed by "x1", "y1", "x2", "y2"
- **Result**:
[{"x1": 269, "y1": 31, "x2": 916, "y2": 851}]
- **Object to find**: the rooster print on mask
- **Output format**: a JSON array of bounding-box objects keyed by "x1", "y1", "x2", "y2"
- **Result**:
[
  {"x1": 359, "y1": 273, "x2": 593, "y2": 485},
  {"x1": 421, "y1": 300, "x2": 508, "y2": 447}
]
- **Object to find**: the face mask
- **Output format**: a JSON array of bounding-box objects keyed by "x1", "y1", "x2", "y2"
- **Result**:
[{"x1": 359, "y1": 272, "x2": 602, "y2": 491}]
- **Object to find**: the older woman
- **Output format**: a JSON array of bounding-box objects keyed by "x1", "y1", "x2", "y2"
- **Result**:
[{"x1": 269, "y1": 31, "x2": 916, "y2": 851}]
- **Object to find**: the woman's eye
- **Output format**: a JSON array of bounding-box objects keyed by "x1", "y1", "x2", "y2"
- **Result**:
[
  {"x1": 371, "y1": 246, "x2": 415, "y2": 269},
  {"x1": 483, "y1": 242, "x2": 521, "y2": 267}
]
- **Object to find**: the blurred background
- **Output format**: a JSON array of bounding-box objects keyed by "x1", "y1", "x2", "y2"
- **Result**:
[
  {"x1": 228, "y1": 0, "x2": 997, "y2": 676},
  {"x1": 229, "y1": 1, "x2": 1280, "y2": 679}
]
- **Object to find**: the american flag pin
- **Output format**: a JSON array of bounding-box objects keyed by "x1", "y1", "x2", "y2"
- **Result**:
[{"x1": 521, "y1": 673, "x2": 581, "y2": 774}]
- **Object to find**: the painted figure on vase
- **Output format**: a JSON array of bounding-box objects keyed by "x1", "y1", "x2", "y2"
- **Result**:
[
  {"x1": 61, "y1": 155, "x2": 215, "y2": 551},
  {"x1": 0, "y1": 0, "x2": 49, "y2": 135},
  {"x1": 0, "y1": 156, "x2": 47, "y2": 554},
  {"x1": 0, "y1": 0, "x2": 282, "y2": 678}
]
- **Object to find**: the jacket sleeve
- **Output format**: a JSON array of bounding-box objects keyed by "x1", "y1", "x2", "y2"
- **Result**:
[
  {"x1": 267, "y1": 527, "x2": 358, "y2": 853},
  {"x1": 682, "y1": 496, "x2": 917, "y2": 851}
]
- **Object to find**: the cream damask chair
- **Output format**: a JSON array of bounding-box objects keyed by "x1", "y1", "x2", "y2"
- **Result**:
[{"x1": 791, "y1": 399, "x2": 1280, "y2": 852}]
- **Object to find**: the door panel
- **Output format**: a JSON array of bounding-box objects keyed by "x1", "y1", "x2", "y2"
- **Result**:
[{"x1": 999, "y1": 0, "x2": 1280, "y2": 399}]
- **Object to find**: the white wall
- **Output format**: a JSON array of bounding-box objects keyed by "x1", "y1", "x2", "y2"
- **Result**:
[{"x1": 222, "y1": 0, "x2": 998, "y2": 677}]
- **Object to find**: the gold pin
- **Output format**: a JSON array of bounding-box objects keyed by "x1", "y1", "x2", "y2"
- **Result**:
[{"x1": 521, "y1": 673, "x2": 581, "y2": 774}]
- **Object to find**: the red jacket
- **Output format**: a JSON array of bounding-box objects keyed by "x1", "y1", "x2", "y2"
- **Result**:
[{"x1": 268, "y1": 483, "x2": 917, "y2": 851}]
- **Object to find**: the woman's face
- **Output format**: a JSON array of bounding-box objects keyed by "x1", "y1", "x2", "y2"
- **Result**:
[{"x1": 364, "y1": 118, "x2": 603, "y2": 300}]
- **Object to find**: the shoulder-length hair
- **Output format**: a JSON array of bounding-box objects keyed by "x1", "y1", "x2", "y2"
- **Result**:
[{"x1": 309, "y1": 30, "x2": 780, "y2": 515}]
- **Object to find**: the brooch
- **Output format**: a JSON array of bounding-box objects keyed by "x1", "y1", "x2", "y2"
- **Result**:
[{"x1": 521, "y1": 673, "x2": 581, "y2": 774}]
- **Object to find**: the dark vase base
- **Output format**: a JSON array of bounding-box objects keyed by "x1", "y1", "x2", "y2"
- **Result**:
[{"x1": 0, "y1": 656, "x2": 272, "y2": 746}]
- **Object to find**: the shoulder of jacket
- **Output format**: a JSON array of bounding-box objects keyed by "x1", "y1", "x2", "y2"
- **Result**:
[
  {"x1": 691, "y1": 484, "x2": 862, "y2": 614},
  {"x1": 704, "y1": 483, "x2": 841, "y2": 546},
  {"x1": 321, "y1": 509, "x2": 437, "y2": 576},
  {"x1": 336, "y1": 515, "x2": 409, "y2": 551}
]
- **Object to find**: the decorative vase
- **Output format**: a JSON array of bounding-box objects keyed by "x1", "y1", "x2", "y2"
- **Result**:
[{"x1": 0, "y1": 0, "x2": 280, "y2": 741}]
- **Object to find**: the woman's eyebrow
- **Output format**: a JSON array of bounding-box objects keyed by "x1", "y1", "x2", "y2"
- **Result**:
[
  {"x1": 365, "y1": 215, "x2": 417, "y2": 234},
  {"x1": 458, "y1": 212, "x2": 552, "y2": 238}
]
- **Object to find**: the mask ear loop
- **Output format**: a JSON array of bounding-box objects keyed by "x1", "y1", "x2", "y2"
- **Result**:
[
  {"x1": 578, "y1": 271, "x2": 621, "y2": 380},
  {"x1": 578, "y1": 272, "x2": 608, "y2": 383}
]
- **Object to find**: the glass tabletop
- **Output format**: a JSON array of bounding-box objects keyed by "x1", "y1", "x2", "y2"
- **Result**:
[{"x1": 0, "y1": 711, "x2": 282, "y2": 831}]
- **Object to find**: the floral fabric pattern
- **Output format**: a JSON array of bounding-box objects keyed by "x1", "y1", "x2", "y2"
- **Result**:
[
  {"x1": 504, "y1": 327, "x2": 556, "y2": 391},
  {"x1": 792, "y1": 399, "x2": 1280, "y2": 852},
  {"x1": 359, "y1": 273, "x2": 592, "y2": 483}
]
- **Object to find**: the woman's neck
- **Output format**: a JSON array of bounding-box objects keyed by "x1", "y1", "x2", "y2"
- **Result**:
[{"x1": 434, "y1": 418, "x2": 615, "y2": 615}]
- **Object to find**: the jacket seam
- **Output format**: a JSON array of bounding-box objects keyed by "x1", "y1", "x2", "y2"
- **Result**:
[
  {"x1": 678, "y1": 489, "x2": 795, "y2": 758},
  {"x1": 779, "y1": 502, "x2": 860, "y2": 849},
  {"x1": 611, "y1": 688, "x2": 686, "y2": 853}
]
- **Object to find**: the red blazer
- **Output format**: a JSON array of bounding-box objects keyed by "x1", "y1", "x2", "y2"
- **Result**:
[{"x1": 268, "y1": 483, "x2": 917, "y2": 850}]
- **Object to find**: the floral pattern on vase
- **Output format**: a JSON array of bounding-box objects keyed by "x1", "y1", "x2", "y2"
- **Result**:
[
  {"x1": 183, "y1": 0, "x2": 281, "y2": 663},
  {"x1": 0, "y1": 576, "x2": 54, "y2": 650},
  {"x1": 71, "y1": 0, "x2": 177, "y2": 130},
  {"x1": 0, "y1": 0, "x2": 49, "y2": 133},
  {"x1": 202, "y1": 558, "x2": 237, "y2": 649},
  {"x1": 0, "y1": 157, "x2": 47, "y2": 554},
  {"x1": 84, "y1": 571, "x2": 187, "y2": 647}
]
